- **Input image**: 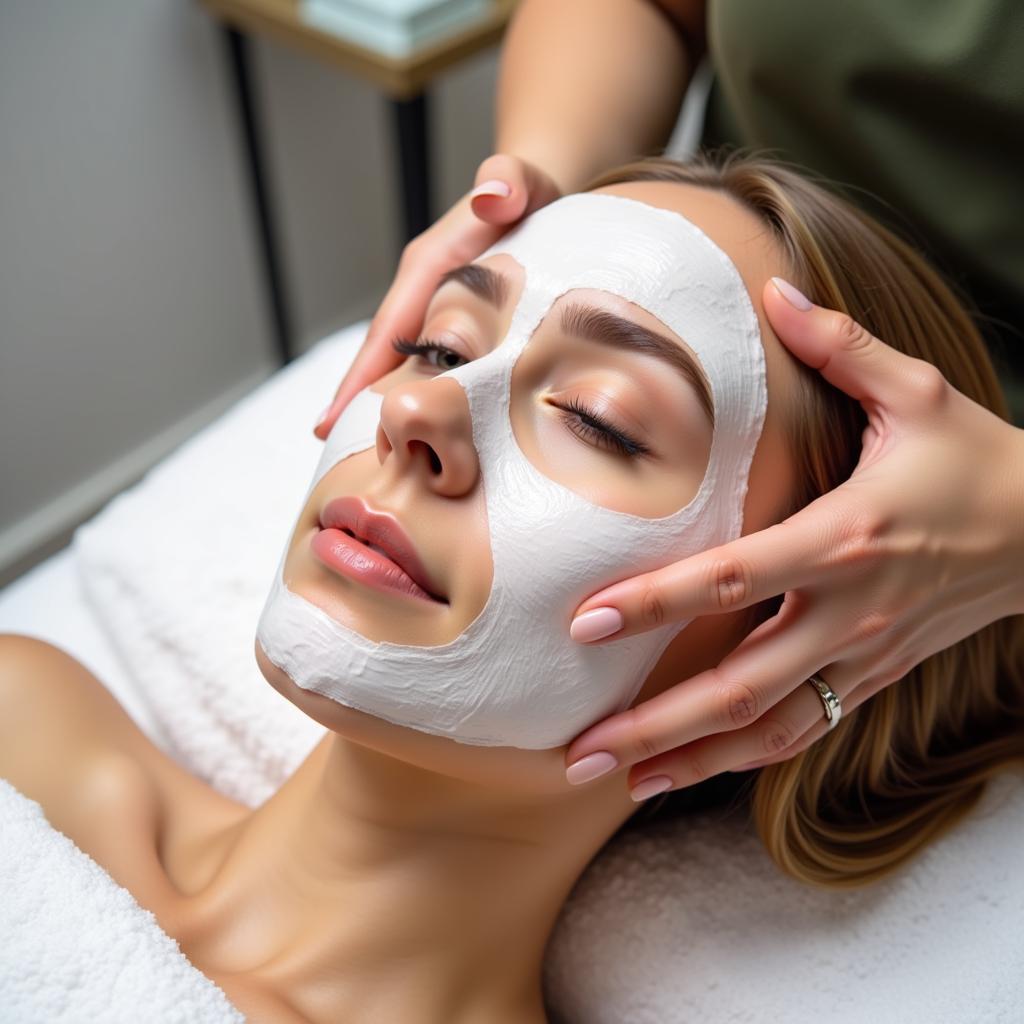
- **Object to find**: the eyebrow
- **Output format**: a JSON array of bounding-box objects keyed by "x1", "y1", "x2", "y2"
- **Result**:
[
  {"x1": 560, "y1": 302, "x2": 714, "y2": 426},
  {"x1": 436, "y1": 263, "x2": 509, "y2": 309},
  {"x1": 434, "y1": 263, "x2": 714, "y2": 426}
]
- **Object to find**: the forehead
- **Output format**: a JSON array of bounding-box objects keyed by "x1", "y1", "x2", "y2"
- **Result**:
[
  {"x1": 587, "y1": 179, "x2": 800, "y2": 431},
  {"x1": 481, "y1": 186, "x2": 763, "y2": 301},
  {"x1": 470, "y1": 183, "x2": 787, "y2": 403},
  {"x1": 592, "y1": 180, "x2": 782, "y2": 285}
]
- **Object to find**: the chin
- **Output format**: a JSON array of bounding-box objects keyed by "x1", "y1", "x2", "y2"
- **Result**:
[
  {"x1": 254, "y1": 637, "x2": 369, "y2": 733},
  {"x1": 252, "y1": 638, "x2": 577, "y2": 795}
]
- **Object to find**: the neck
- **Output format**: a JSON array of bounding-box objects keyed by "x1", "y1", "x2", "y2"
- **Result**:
[{"x1": 181, "y1": 733, "x2": 634, "y2": 1023}]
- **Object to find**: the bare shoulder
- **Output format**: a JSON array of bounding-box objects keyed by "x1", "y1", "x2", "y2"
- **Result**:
[{"x1": 0, "y1": 633, "x2": 167, "y2": 832}]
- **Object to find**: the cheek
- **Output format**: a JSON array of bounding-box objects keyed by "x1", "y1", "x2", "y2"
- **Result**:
[
  {"x1": 630, "y1": 609, "x2": 752, "y2": 707},
  {"x1": 741, "y1": 415, "x2": 796, "y2": 536},
  {"x1": 740, "y1": 337, "x2": 801, "y2": 534}
]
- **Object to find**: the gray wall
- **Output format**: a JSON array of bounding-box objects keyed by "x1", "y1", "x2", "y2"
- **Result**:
[{"x1": 0, "y1": 0, "x2": 498, "y2": 584}]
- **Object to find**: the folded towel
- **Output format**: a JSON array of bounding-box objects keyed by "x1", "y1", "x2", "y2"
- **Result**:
[
  {"x1": 0, "y1": 778, "x2": 242, "y2": 1024},
  {"x1": 73, "y1": 329, "x2": 361, "y2": 806},
  {"x1": 70, "y1": 321, "x2": 1024, "y2": 1021}
]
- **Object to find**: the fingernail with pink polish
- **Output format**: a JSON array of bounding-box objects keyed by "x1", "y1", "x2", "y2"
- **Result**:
[
  {"x1": 630, "y1": 775, "x2": 673, "y2": 802},
  {"x1": 314, "y1": 404, "x2": 333, "y2": 431},
  {"x1": 569, "y1": 607, "x2": 624, "y2": 643},
  {"x1": 566, "y1": 750, "x2": 618, "y2": 785},
  {"x1": 771, "y1": 277, "x2": 813, "y2": 311},
  {"x1": 470, "y1": 179, "x2": 512, "y2": 200}
]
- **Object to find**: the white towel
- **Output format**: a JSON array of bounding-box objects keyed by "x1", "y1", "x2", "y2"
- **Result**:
[
  {"x1": 73, "y1": 330, "x2": 358, "y2": 806},
  {"x1": 543, "y1": 767, "x2": 1024, "y2": 1023},
  {"x1": 69, "y1": 321, "x2": 1024, "y2": 1021},
  {"x1": 0, "y1": 778, "x2": 242, "y2": 1024},
  {"x1": 4, "y1": 771, "x2": 1022, "y2": 1024}
]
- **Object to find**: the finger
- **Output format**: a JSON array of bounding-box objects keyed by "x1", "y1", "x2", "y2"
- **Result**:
[
  {"x1": 468, "y1": 154, "x2": 528, "y2": 223},
  {"x1": 564, "y1": 597, "x2": 833, "y2": 780},
  {"x1": 626, "y1": 680, "x2": 833, "y2": 796},
  {"x1": 316, "y1": 154, "x2": 560, "y2": 438},
  {"x1": 724, "y1": 718, "x2": 832, "y2": 773},
  {"x1": 570, "y1": 511, "x2": 837, "y2": 642},
  {"x1": 724, "y1": 655, "x2": 906, "y2": 773},
  {"x1": 313, "y1": 247, "x2": 456, "y2": 440},
  {"x1": 469, "y1": 153, "x2": 563, "y2": 225},
  {"x1": 314, "y1": 329, "x2": 404, "y2": 437},
  {"x1": 763, "y1": 277, "x2": 950, "y2": 411},
  {"x1": 727, "y1": 667, "x2": 891, "y2": 771},
  {"x1": 316, "y1": 183, "x2": 527, "y2": 439},
  {"x1": 632, "y1": 660, "x2": 869, "y2": 785}
]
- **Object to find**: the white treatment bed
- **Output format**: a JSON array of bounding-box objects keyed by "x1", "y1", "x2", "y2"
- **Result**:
[{"x1": 2, "y1": 322, "x2": 1023, "y2": 1023}]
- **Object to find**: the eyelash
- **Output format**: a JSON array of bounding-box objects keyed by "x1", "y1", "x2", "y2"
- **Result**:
[
  {"x1": 560, "y1": 396, "x2": 650, "y2": 458},
  {"x1": 390, "y1": 335, "x2": 651, "y2": 459},
  {"x1": 391, "y1": 335, "x2": 467, "y2": 371}
]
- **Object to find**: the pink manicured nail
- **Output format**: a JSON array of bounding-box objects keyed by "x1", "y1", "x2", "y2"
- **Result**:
[
  {"x1": 469, "y1": 178, "x2": 512, "y2": 200},
  {"x1": 629, "y1": 775, "x2": 673, "y2": 802},
  {"x1": 566, "y1": 750, "x2": 618, "y2": 785},
  {"x1": 314, "y1": 404, "x2": 333, "y2": 431},
  {"x1": 569, "y1": 607, "x2": 624, "y2": 643},
  {"x1": 771, "y1": 277, "x2": 813, "y2": 311}
]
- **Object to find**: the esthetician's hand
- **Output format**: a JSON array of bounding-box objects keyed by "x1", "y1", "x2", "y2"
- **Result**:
[
  {"x1": 313, "y1": 154, "x2": 562, "y2": 439},
  {"x1": 564, "y1": 278, "x2": 1024, "y2": 800}
]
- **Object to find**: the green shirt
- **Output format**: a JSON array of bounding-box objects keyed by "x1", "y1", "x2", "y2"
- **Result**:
[{"x1": 700, "y1": 0, "x2": 1024, "y2": 421}]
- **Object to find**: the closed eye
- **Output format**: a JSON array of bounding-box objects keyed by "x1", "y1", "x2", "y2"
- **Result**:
[
  {"x1": 556, "y1": 397, "x2": 650, "y2": 458},
  {"x1": 391, "y1": 336, "x2": 650, "y2": 459}
]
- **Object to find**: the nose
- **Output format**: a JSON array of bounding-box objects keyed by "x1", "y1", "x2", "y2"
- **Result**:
[{"x1": 376, "y1": 377, "x2": 479, "y2": 496}]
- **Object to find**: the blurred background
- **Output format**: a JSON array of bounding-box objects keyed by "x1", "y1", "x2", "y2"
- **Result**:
[{"x1": 0, "y1": 0, "x2": 519, "y2": 586}]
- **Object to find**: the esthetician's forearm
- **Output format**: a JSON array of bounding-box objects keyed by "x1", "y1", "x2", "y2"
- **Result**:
[{"x1": 496, "y1": 0, "x2": 700, "y2": 194}]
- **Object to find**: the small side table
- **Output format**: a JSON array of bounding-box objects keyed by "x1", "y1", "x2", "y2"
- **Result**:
[{"x1": 199, "y1": 0, "x2": 515, "y2": 364}]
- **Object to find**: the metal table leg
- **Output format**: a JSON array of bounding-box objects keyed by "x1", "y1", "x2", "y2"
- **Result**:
[
  {"x1": 390, "y1": 91, "x2": 432, "y2": 247},
  {"x1": 221, "y1": 25, "x2": 295, "y2": 365}
]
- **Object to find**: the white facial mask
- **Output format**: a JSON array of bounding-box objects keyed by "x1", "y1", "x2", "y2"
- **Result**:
[{"x1": 257, "y1": 192, "x2": 767, "y2": 749}]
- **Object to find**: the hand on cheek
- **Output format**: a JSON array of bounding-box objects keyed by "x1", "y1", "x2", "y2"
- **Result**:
[{"x1": 564, "y1": 278, "x2": 1024, "y2": 798}]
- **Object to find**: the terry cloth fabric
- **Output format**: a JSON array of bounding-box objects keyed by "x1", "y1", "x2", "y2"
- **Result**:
[{"x1": 0, "y1": 778, "x2": 243, "y2": 1023}]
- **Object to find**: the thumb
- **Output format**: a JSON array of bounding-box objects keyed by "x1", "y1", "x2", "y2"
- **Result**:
[
  {"x1": 312, "y1": 263, "x2": 434, "y2": 439},
  {"x1": 763, "y1": 276, "x2": 947, "y2": 410},
  {"x1": 469, "y1": 153, "x2": 562, "y2": 226}
]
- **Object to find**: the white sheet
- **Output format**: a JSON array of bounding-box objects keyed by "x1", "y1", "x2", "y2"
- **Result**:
[{"x1": 2, "y1": 320, "x2": 1023, "y2": 1023}]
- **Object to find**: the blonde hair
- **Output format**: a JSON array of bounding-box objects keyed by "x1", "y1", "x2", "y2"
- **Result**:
[{"x1": 585, "y1": 152, "x2": 1024, "y2": 889}]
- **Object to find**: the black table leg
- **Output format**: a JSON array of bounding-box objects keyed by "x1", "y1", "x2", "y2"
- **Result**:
[
  {"x1": 221, "y1": 25, "x2": 294, "y2": 365},
  {"x1": 390, "y1": 91, "x2": 432, "y2": 248}
]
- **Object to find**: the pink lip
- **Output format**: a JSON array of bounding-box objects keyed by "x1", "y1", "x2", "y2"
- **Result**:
[{"x1": 313, "y1": 496, "x2": 446, "y2": 604}]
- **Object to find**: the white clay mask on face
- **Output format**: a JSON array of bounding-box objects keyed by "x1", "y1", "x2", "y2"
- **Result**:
[{"x1": 257, "y1": 192, "x2": 767, "y2": 749}]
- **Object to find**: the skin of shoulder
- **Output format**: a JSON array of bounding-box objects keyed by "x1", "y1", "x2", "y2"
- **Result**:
[
  {"x1": 0, "y1": 636, "x2": 302, "y2": 1021},
  {"x1": 0, "y1": 633, "x2": 166, "y2": 835}
]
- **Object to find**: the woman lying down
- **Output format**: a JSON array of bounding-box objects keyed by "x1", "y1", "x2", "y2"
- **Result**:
[{"x1": 2, "y1": 154, "x2": 1023, "y2": 1024}]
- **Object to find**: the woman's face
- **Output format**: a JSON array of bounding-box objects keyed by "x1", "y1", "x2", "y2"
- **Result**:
[{"x1": 255, "y1": 181, "x2": 801, "y2": 797}]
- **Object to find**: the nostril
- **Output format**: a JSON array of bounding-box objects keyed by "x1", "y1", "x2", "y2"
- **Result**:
[{"x1": 407, "y1": 439, "x2": 443, "y2": 475}]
